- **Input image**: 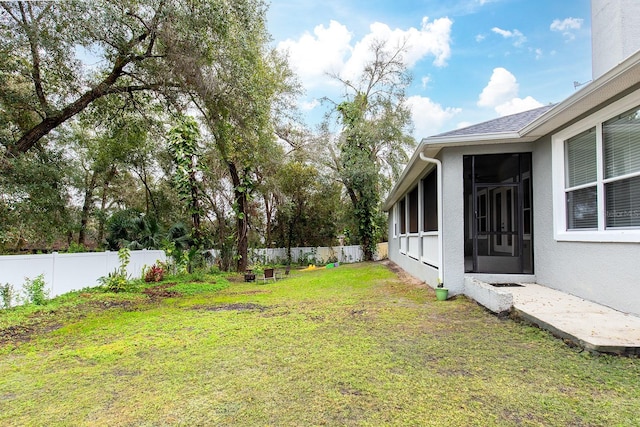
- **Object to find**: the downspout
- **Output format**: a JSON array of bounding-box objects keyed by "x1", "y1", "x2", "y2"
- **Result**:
[{"x1": 419, "y1": 152, "x2": 444, "y2": 287}]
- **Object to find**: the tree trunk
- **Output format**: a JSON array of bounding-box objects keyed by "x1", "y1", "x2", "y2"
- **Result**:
[
  {"x1": 97, "y1": 165, "x2": 117, "y2": 245},
  {"x1": 228, "y1": 162, "x2": 248, "y2": 272},
  {"x1": 78, "y1": 171, "x2": 98, "y2": 245},
  {"x1": 189, "y1": 159, "x2": 202, "y2": 246},
  {"x1": 264, "y1": 194, "x2": 273, "y2": 248}
]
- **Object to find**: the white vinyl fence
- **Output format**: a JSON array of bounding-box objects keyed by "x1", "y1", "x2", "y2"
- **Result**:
[
  {"x1": 246, "y1": 243, "x2": 388, "y2": 265},
  {"x1": 0, "y1": 250, "x2": 166, "y2": 299}
]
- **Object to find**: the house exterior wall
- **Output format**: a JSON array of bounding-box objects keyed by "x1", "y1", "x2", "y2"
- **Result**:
[
  {"x1": 533, "y1": 135, "x2": 640, "y2": 317},
  {"x1": 591, "y1": 0, "x2": 640, "y2": 80},
  {"x1": 388, "y1": 142, "x2": 533, "y2": 295},
  {"x1": 387, "y1": 160, "x2": 440, "y2": 290},
  {"x1": 440, "y1": 143, "x2": 534, "y2": 294}
]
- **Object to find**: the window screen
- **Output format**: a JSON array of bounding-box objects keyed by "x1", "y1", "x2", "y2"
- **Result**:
[
  {"x1": 422, "y1": 172, "x2": 438, "y2": 231},
  {"x1": 399, "y1": 199, "x2": 406, "y2": 234},
  {"x1": 408, "y1": 186, "x2": 419, "y2": 233}
]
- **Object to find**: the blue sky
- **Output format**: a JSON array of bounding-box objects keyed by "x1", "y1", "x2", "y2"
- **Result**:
[{"x1": 266, "y1": 0, "x2": 593, "y2": 140}]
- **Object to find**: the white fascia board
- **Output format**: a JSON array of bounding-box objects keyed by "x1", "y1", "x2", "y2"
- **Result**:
[
  {"x1": 421, "y1": 131, "x2": 526, "y2": 146},
  {"x1": 383, "y1": 143, "x2": 439, "y2": 211}
]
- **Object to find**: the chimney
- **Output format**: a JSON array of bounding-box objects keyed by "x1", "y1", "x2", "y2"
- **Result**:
[{"x1": 591, "y1": 0, "x2": 640, "y2": 79}]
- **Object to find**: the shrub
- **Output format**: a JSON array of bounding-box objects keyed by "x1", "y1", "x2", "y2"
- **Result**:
[
  {"x1": 98, "y1": 248, "x2": 132, "y2": 293},
  {"x1": 144, "y1": 264, "x2": 165, "y2": 283},
  {"x1": 1, "y1": 283, "x2": 13, "y2": 309},
  {"x1": 66, "y1": 242, "x2": 87, "y2": 253},
  {"x1": 22, "y1": 274, "x2": 49, "y2": 306},
  {"x1": 98, "y1": 272, "x2": 129, "y2": 293}
]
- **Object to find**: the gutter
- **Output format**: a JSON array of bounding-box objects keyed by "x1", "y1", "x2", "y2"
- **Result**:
[{"x1": 419, "y1": 153, "x2": 444, "y2": 286}]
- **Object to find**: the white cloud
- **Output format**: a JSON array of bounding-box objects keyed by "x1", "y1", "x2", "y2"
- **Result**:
[
  {"x1": 341, "y1": 17, "x2": 452, "y2": 81},
  {"x1": 494, "y1": 96, "x2": 543, "y2": 116},
  {"x1": 491, "y1": 27, "x2": 526, "y2": 47},
  {"x1": 477, "y1": 67, "x2": 543, "y2": 116},
  {"x1": 407, "y1": 95, "x2": 462, "y2": 138},
  {"x1": 477, "y1": 67, "x2": 518, "y2": 107},
  {"x1": 421, "y1": 76, "x2": 431, "y2": 89},
  {"x1": 550, "y1": 17, "x2": 583, "y2": 32},
  {"x1": 277, "y1": 20, "x2": 352, "y2": 89},
  {"x1": 550, "y1": 17, "x2": 583, "y2": 40},
  {"x1": 301, "y1": 99, "x2": 320, "y2": 111},
  {"x1": 277, "y1": 16, "x2": 453, "y2": 91},
  {"x1": 475, "y1": 33, "x2": 486, "y2": 42},
  {"x1": 534, "y1": 48, "x2": 543, "y2": 60}
]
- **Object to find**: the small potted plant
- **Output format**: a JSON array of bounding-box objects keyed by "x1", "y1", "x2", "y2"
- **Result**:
[{"x1": 435, "y1": 277, "x2": 448, "y2": 301}]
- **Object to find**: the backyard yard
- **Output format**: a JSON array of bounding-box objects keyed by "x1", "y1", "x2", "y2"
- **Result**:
[{"x1": 1, "y1": 262, "x2": 638, "y2": 426}]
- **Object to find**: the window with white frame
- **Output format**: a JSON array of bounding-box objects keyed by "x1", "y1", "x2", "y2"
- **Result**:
[{"x1": 553, "y1": 92, "x2": 640, "y2": 241}]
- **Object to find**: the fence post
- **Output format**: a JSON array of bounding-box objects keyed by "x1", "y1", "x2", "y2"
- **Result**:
[{"x1": 51, "y1": 251, "x2": 57, "y2": 296}]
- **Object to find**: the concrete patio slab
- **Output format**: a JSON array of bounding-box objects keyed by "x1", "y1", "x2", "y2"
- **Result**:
[{"x1": 507, "y1": 283, "x2": 640, "y2": 355}]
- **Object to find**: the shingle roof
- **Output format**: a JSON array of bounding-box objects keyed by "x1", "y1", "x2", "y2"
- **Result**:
[{"x1": 430, "y1": 104, "x2": 556, "y2": 138}]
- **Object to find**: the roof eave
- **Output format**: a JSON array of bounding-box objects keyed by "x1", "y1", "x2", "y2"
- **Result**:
[
  {"x1": 421, "y1": 131, "x2": 535, "y2": 147},
  {"x1": 383, "y1": 141, "x2": 436, "y2": 211},
  {"x1": 383, "y1": 132, "x2": 537, "y2": 211},
  {"x1": 521, "y1": 49, "x2": 640, "y2": 137}
]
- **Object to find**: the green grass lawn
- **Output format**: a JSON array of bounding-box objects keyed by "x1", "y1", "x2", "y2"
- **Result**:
[{"x1": 1, "y1": 262, "x2": 639, "y2": 426}]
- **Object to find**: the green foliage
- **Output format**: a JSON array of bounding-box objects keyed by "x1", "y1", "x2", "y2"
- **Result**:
[
  {"x1": 270, "y1": 162, "x2": 342, "y2": 252},
  {"x1": 330, "y1": 40, "x2": 416, "y2": 261},
  {"x1": 0, "y1": 283, "x2": 13, "y2": 309},
  {"x1": 297, "y1": 249, "x2": 318, "y2": 266},
  {"x1": 66, "y1": 242, "x2": 87, "y2": 253},
  {"x1": 0, "y1": 150, "x2": 71, "y2": 252},
  {"x1": 22, "y1": 275, "x2": 49, "y2": 306},
  {"x1": 169, "y1": 116, "x2": 204, "y2": 246},
  {"x1": 143, "y1": 264, "x2": 165, "y2": 283},
  {"x1": 98, "y1": 248, "x2": 132, "y2": 293},
  {"x1": 104, "y1": 210, "x2": 165, "y2": 251}
]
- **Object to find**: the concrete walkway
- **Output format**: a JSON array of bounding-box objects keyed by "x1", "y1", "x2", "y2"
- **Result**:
[{"x1": 507, "y1": 283, "x2": 640, "y2": 355}]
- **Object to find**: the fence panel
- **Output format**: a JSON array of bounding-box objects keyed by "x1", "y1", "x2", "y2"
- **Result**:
[
  {"x1": 244, "y1": 245, "x2": 370, "y2": 265},
  {"x1": 0, "y1": 250, "x2": 166, "y2": 298}
]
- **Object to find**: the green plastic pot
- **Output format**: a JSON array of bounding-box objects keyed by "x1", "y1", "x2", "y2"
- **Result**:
[{"x1": 435, "y1": 287, "x2": 449, "y2": 301}]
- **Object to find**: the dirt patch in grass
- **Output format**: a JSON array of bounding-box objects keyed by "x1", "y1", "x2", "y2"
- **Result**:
[
  {"x1": 84, "y1": 300, "x2": 139, "y2": 311},
  {"x1": 0, "y1": 322, "x2": 63, "y2": 345},
  {"x1": 1, "y1": 298, "x2": 144, "y2": 346},
  {"x1": 225, "y1": 275, "x2": 246, "y2": 283},
  {"x1": 142, "y1": 283, "x2": 182, "y2": 299},
  {"x1": 227, "y1": 290, "x2": 272, "y2": 296},
  {"x1": 193, "y1": 303, "x2": 268, "y2": 312},
  {"x1": 380, "y1": 260, "x2": 426, "y2": 287}
]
